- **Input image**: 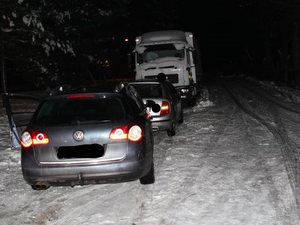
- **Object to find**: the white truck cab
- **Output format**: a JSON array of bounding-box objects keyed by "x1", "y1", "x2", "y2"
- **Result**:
[{"x1": 133, "y1": 30, "x2": 203, "y2": 106}]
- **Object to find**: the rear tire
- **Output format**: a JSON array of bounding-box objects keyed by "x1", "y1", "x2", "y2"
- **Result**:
[
  {"x1": 178, "y1": 107, "x2": 184, "y2": 123},
  {"x1": 186, "y1": 98, "x2": 196, "y2": 107},
  {"x1": 140, "y1": 162, "x2": 155, "y2": 185},
  {"x1": 167, "y1": 122, "x2": 176, "y2": 136}
]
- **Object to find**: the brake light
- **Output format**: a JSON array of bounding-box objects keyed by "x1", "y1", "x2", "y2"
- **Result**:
[
  {"x1": 128, "y1": 125, "x2": 142, "y2": 141},
  {"x1": 110, "y1": 124, "x2": 142, "y2": 142},
  {"x1": 67, "y1": 94, "x2": 95, "y2": 99},
  {"x1": 21, "y1": 130, "x2": 50, "y2": 148},
  {"x1": 160, "y1": 101, "x2": 170, "y2": 115},
  {"x1": 145, "y1": 110, "x2": 151, "y2": 120},
  {"x1": 21, "y1": 131, "x2": 32, "y2": 148},
  {"x1": 109, "y1": 127, "x2": 128, "y2": 140}
]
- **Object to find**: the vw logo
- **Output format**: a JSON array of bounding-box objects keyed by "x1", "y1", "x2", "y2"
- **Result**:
[{"x1": 73, "y1": 130, "x2": 84, "y2": 142}]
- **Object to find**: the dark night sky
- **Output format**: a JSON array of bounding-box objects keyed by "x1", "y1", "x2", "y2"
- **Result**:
[
  {"x1": 177, "y1": 0, "x2": 252, "y2": 72},
  {"x1": 129, "y1": 0, "x2": 250, "y2": 72}
]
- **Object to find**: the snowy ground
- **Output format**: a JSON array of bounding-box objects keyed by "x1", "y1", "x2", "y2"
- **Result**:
[{"x1": 1, "y1": 75, "x2": 300, "y2": 225}]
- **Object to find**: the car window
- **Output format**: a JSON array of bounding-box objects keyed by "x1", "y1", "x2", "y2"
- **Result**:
[
  {"x1": 32, "y1": 97, "x2": 130, "y2": 126},
  {"x1": 165, "y1": 82, "x2": 178, "y2": 100},
  {"x1": 132, "y1": 84, "x2": 162, "y2": 98},
  {"x1": 125, "y1": 94, "x2": 145, "y2": 115}
]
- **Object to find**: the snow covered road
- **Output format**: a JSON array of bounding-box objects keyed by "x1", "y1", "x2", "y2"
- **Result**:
[{"x1": 1, "y1": 75, "x2": 300, "y2": 225}]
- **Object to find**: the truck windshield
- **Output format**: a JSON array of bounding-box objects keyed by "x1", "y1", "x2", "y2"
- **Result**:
[{"x1": 137, "y1": 44, "x2": 184, "y2": 64}]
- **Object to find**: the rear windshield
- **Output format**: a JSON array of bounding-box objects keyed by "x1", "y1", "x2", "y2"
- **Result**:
[
  {"x1": 131, "y1": 84, "x2": 162, "y2": 98},
  {"x1": 32, "y1": 97, "x2": 131, "y2": 126}
]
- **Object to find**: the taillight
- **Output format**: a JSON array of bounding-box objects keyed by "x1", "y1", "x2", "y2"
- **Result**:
[
  {"x1": 109, "y1": 126, "x2": 128, "y2": 140},
  {"x1": 110, "y1": 124, "x2": 142, "y2": 142},
  {"x1": 146, "y1": 111, "x2": 151, "y2": 120},
  {"x1": 21, "y1": 130, "x2": 50, "y2": 148},
  {"x1": 160, "y1": 101, "x2": 170, "y2": 115},
  {"x1": 128, "y1": 125, "x2": 142, "y2": 141},
  {"x1": 67, "y1": 94, "x2": 95, "y2": 98},
  {"x1": 21, "y1": 131, "x2": 32, "y2": 148}
]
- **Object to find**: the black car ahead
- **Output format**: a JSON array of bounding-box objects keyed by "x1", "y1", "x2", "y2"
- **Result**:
[
  {"x1": 129, "y1": 79, "x2": 183, "y2": 136},
  {"x1": 15, "y1": 83, "x2": 154, "y2": 190}
]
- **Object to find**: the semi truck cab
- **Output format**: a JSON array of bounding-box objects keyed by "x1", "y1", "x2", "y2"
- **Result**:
[{"x1": 133, "y1": 30, "x2": 203, "y2": 106}]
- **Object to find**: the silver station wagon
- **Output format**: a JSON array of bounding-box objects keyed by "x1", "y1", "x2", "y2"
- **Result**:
[{"x1": 3, "y1": 83, "x2": 155, "y2": 190}]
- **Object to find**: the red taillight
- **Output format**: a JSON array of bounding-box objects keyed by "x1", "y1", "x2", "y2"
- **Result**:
[
  {"x1": 21, "y1": 130, "x2": 49, "y2": 148},
  {"x1": 21, "y1": 131, "x2": 32, "y2": 148},
  {"x1": 110, "y1": 126, "x2": 128, "y2": 140},
  {"x1": 110, "y1": 124, "x2": 143, "y2": 142},
  {"x1": 146, "y1": 111, "x2": 151, "y2": 120},
  {"x1": 160, "y1": 101, "x2": 170, "y2": 115},
  {"x1": 128, "y1": 125, "x2": 142, "y2": 141},
  {"x1": 67, "y1": 94, "x2": 95, "y2": 99},
  {"x1": 33, "y1": 132, "x2": 49, "y2": 145}
]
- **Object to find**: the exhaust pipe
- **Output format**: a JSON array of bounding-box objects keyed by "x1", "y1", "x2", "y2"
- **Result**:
[{"x1": 33, "y1": 181, "x2": 50, "y2": 190}]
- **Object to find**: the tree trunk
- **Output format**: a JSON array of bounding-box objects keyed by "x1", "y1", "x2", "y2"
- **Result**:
[
  {"x1": 280, "y1": 25, "x2": 289, "y2": 85},
  {"x1": 264, "y1": 32, "x2": 273, "y2": 80},
  {"x1": 1, "y1": 41, "x2": 7, "y2": 95}
]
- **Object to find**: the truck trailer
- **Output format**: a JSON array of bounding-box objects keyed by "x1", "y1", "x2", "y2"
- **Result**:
[{"x1": 133, "y1": 30, "x2": 203, "y2": 106}]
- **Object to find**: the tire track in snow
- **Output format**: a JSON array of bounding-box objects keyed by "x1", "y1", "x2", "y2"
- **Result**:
[
  {"x1": 221, "y1": 80, "x2": 300, "y2": 224},
  {"x1": 137, "y1": 89, "x2": 239, "y2": 224},
  {"x1": 235, "y1": 77, "x2": 300, "y2": 114},
  {"x1": 47, "y1": 183, "x2": 137, "y2": 225}
]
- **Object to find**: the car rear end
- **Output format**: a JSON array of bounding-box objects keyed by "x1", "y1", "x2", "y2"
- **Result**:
[
  {"x1": 145, "y1": 98, "x2": 173, "y2": 132},
  {"x1": 129, "y1": 81, "x2": 174, "y2": 132},
  {"x1": 20, "y1": 91, "x2": 154, "y2": 189}
]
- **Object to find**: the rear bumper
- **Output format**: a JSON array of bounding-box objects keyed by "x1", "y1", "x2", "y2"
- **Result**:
[
  {"x1": 23, "y1": 162, "x2": 149, "y2": 187},
  {"x1": 151, "y1": 119, "x2": 172, "y2": 131},
  {"x1": 21, "y1": 149, "x2": 153, "y2": 187}
]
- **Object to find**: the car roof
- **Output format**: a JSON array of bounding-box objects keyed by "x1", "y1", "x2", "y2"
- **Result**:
[
  {"x1": 43, "y1": 83, "x2": 145, "y2": 109},
  {"x1": 48, "y1": 84, "x2": 118, "y2": 96},
  {"x1": 46, "y1": 82, "x2": 143, "y2": 97}
]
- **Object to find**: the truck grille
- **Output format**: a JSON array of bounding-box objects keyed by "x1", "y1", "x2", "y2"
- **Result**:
[{"x1": 145, "y1": 74, "x2": 179, "y2": 83}]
